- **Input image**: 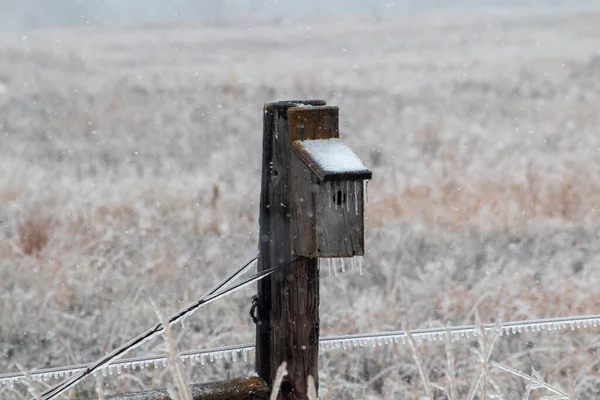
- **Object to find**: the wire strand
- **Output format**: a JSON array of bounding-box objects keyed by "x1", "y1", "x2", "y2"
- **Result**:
[
  {"x1": 39, "y1": 253, "x2": 263, "y2": 400},
  {"x1": 2, "y1": 313, "x2": 599, "y2": 389}
]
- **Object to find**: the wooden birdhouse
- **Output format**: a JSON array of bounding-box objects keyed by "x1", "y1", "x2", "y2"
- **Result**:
[{"x1": 291, "y1": 137, "x2": 372, "y2": 258}]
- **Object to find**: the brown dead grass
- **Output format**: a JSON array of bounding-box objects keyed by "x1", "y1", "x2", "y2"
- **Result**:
[
  {"x1": 369, "y1": 166, "x2": 600, "y2": 229},
  {"x1": 18, "y1": 218, "x2": 53, "y2": 256}
]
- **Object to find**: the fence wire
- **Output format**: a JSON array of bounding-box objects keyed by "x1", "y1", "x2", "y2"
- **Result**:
[
  {"x1": 38, "y1": 253, "x2": 263, "y2": 400},
  {"x1": 2, "y1": 313, "x2": 599, "y2": 390}
]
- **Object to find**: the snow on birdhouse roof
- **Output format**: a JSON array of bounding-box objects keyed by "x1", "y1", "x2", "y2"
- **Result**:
[{"x1": 292, "y1": 138, "x2": 372, "y2": 182}]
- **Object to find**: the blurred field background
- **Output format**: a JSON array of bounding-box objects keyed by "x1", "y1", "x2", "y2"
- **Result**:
[{"x1": 1, "y1": 2, "x2": 600, "y2": 399}]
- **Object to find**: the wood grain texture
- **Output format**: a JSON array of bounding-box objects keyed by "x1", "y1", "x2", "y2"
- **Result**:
[
  {"x1": 78, "y1": 377, "x2": 268, "y2": 400},
  {"x1": 256, "y1": 100, "x2": 324, "y2": 400},
  {"x1": 291, "y1": 153, "x2": 316, "y2": 258},
  {"x1": 315, "y1": 180, "x2": 364, "y2": 257},
  {"x1": 287, "y1": 106, "x2": 339, "y2": 141}
]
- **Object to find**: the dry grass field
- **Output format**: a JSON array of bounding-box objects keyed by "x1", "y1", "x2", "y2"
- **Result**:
[{"x1": 1, "y1": 10, "x2": 600, "y2": 399}]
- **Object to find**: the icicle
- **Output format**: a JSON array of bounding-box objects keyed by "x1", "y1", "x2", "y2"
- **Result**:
[
  {"x1": 116, "y1": 365, "x2": 122, "y2": 375},
  {"x1": 327, "y1": 258, "x2": 332, "y2": 276},
  {"x1": 333, "y1": 258, "x2": 338, "y2": 276},
  {"x1": 153, "y1": 360, "x2": 159, "y2": 369},
  {"x1": 327, "y1": 181, "x2": 331, "y2": 207},
  {"x1": 341, "y1": 258, "x2": 346, "y2": 273},
  {"x1": 357, "y1": 256, "x2": 363, "y2": 275},
  {"x1": 351, "y1": 256, "x2": 356, "y2": 270},
  {"x1": 243, "y1": 349, "x2": 249, "y2": 363},
  {"x1": 334, "y1": 181, "x2": 338, "y2": 210},
  {"x1": 200, "y1": 354, "x2": 206, "y2": 365},
  {"x1": 346, "y1": 181, "x2": 350, "y2": 212},
  {"x1": 354, "y1": 181, "x2": 359, "y2": 215}
]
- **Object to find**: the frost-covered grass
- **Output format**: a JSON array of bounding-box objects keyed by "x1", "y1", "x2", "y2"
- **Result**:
[{"x1": 1, "y1": 11, "x2": 600, "y2": 399}]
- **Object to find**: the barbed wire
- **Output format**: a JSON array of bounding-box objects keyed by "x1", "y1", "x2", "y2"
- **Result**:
[{"x1": 2, "y1": 313, "x2": 598, "y2": 390}]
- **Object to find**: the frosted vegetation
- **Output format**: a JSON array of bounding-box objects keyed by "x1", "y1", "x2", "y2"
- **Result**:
[{"x1": 1, "y1": 10, "x2": 600, "y2": 399}]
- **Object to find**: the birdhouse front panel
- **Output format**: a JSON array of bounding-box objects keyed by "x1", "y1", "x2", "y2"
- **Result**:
[
  {"x1": 314, "y1": 178, "x2": 365, "y2": 257},
  {"x1": 291, "y1": 139, "x2": 371, "y2": 258}
]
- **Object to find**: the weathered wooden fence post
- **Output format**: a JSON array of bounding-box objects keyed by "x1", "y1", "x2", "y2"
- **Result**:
[{"x1": 256, "y1": 100, "x2": 371, "y2": 399}]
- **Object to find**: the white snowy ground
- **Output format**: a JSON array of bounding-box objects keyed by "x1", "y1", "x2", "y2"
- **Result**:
[{"x1": 1, "y1": 10, "x2": 600, "y2": 399}]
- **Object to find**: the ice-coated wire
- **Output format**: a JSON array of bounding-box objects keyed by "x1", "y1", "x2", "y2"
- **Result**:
[
  {"x1": 38, "y1": 254, "x2": 295, "y2": 400},
  {"x1": 319, "y1": 313, "x2": 600, "y2": 349},
  {"x1": 4, "y1": 313, "x2": 599, "y2": 389}
]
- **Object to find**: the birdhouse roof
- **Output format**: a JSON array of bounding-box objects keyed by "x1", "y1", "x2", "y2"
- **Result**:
[{"x1": 292, "y1": 138, "x2": 372, "y2": 182}]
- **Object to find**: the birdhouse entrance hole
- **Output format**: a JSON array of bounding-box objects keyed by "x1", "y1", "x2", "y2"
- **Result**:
[{"x1": 333, "y1": 190, "x2": 347, "y2": 206}]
